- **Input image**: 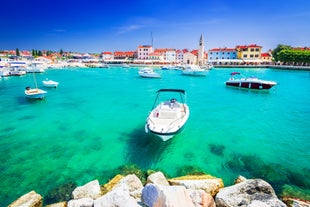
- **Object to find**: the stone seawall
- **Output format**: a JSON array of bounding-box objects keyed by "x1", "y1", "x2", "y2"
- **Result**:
[{"x1": 8, "y1": 172, "x2": 310, "y2": 207}]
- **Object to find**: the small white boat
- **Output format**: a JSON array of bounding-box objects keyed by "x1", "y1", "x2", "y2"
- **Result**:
[
  {"x1": 43, "y1": 79, "x2": 59, "y2": 88},
  {"x1": 182, "y1": 64, "x2": 207, "y2": 76},
  {"x1": 145, "y1": 89, "x2": 190, "y2": 141},
  {"x1": 25, "y1": 87, "x2": 47, "y2": 99},
  {"x1": 138, "y1": 67, "x2": 160, "y2": 78},
  {"x1": 25, "y1": 72, "x2": 47, "y2": 100}
]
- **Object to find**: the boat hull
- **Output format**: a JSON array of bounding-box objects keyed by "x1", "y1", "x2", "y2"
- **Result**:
[
  {"x1": 226, "y1": 80, "x2": 276, "y2": 90},
  {"x1": 182, "y1": 71, "x2": 207, "y2": 76},
  {"x1": 146, "y1": 123, "x2": 186, "y2": 141},
  {"x1": 139, "y1": 73, "x2": 161, "y2": 78}
]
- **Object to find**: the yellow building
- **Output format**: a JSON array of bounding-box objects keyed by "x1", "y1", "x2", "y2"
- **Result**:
[{"x1": 236, "y1": 44, "x2": 262, "y2": 60}]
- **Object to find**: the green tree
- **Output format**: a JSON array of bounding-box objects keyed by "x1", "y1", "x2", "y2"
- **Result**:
[
  {"x1": 15, "y1": 48, "x2": 20, "y2": 56},
  {"x1": 277, "y1": 49, "x2": 310, "y2": 65},
  {"x1": 60, "y1": 49, "x2": 63, "y2": 55},
  {"x1": 272, "y1": 44, "x2": 291, "y2": 62},
  {"x1": 37, "y1": 50, "x2": 43, "y2": 56}
]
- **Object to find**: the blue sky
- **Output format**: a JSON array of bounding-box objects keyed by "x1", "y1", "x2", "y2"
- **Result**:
[{"x1": 0, "y1": 0, "x2": 309, "y2": 53}]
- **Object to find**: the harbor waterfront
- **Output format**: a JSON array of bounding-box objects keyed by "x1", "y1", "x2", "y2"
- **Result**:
[{"x1": 1, "y1": 67, "x2": 309, "y2": 205}]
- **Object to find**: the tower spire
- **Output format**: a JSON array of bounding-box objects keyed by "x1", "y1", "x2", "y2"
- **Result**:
[{"x1": 198, "y1": 34, "x2": 205, "y2": 66}]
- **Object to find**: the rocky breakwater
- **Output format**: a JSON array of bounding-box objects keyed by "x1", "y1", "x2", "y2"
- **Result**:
[{"x1": 8, "y1": 172, "x2": 309, "y2": 207}]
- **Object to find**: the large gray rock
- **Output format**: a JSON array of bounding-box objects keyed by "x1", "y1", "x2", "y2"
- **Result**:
[
  {"x1": 147, "y1": 171, "x2": 170, "y2": 186},
  {"x1": 142, "y1": 183, "x2": 195, "y2": 207},
  {"x1": 112, "y1": 174, "x2": 144, "y2": 199},
  {"x1": 94, "y1": 188, "x2": 141, "y2": 207},
  {"x1": 8, "y1": 191, "x2": 43, "y2": 207},
  {"x1": 215, "y1": 179, "x2": 287, "y2": 207},
  {"x1": 67, "y1": 198, "x2": 94, "y2": 207},
  {"x1": 72, "y1": 180, "x2": 101, "y2": 199}
]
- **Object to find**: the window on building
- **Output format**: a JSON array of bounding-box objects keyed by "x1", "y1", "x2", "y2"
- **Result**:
[
  {"x1": 250, "y1": 48, "x2": 254, "y2": 52},
  {"x1": 243, "y1": 54, "x2": 247, "y2": 58},
  {"x1": 255, "y1": 48, "x2": 259, "y2": 51},
  {"x1": 250, "y1": 54, "x2": 254, "y2": 58},
  {"x1": 255, "y1": 54, "x2": 259, "y2": 58}
]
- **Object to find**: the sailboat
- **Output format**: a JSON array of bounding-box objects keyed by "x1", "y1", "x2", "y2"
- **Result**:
[{"x1": 25, "y1": 72, "x2": 47, "y2": 99}]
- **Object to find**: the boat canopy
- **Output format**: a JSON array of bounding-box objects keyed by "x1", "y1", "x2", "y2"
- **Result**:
[
  {"x1": 230, "y1": 72, "x2": 240, "y2": 75},
  {"x1": 157, "y1": 89, "x2": 186, "y2": 94}
]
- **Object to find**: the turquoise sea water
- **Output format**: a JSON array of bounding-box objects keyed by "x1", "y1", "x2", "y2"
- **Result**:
[{"x1": 1, "y1": 67, "x2": 309, "y2": 205}]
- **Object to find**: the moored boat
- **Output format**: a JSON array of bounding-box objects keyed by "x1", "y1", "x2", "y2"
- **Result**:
[
  {"x1": 182, "y1": 64, "x2": 207, "y2": 76},
  {"x1": 145, "y1": 89, "x2": 190, "y2": 141},
  {"x1": 25, "y1": 87, "x2": 47, "y2": 99},
  {"x1": 138, "y1": 67, "x2": 160, "y2": 78},
  {"x1": 25, "y1": 71, "x2": 47, "y2": 100},
  {"x1": 42, "y1": 79, "x2": 59, "y2": 88},
  {"x1": 225, "y1": 72, "x2": 277, "y2": 90}
]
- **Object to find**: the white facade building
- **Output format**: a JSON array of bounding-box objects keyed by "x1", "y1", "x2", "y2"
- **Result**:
[
  {"x1": 183, "y1": 52, "x2": 197, "y2": 65},
  {"x1": 137, "y1": 45, "x2": 153, "y2": 60},
  {"x1": 165, "y1": 49, "x2": 176, "y2": 63}
]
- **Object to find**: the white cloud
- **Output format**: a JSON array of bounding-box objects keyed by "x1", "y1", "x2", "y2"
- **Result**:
[{"x1": 116, "y1": 24, "x2": 144, "y2": 35}]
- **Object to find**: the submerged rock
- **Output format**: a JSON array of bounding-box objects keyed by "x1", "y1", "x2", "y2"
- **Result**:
[{"x1": 215, "y1": 179, "x2": 287, "y2": 207}]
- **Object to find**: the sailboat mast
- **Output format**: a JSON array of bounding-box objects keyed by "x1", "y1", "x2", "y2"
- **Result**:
[{"x1": 33, "y1": 72, "x2": 38, "y2": 90}]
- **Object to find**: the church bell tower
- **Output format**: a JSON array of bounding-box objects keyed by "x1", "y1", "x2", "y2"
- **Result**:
[{"x1": 198, "y1": 34, "x2": 205, "y2": 66}]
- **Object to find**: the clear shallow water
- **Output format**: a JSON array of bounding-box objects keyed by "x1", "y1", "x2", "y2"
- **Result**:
[{"x1": 1, "y1": 67, "x2": 309, "y2": 205}]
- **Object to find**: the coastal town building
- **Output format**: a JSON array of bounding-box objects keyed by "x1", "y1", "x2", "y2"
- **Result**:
[
  {"x1": 165, "y1": 49, "x2": 176, "y2": 63},
  {"x1": 176, "y1": 49, "x2": 188, "y2": 64},
  {"x1": 137, "y1": 45, "x2": 153, "y2": 60},
  {"x1": 261, "y1": 50, "x2": 272, "y2": 64},
  {"x1": 236, "y1": 44, "x2": 262, "y2": 64},
  {"x1": 207, "y1": 48, "x2": 239, "y2": 65},
  {"x1": 183, "y1": 51, "x2": 197, "y2": 64},
  {"x1": 113, "y1": 51, "x2": 135, "y2": 60},
  {"x1": 101, "y1": 52, "x2": 113, "y2": 60},
  {"x1": 148, "y1": 52, "x2": 164, "y2": 62}
]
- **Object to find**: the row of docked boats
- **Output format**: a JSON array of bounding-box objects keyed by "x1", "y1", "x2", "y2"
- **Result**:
[
  {"x1": 0, "y1": 61, "x2": 48, "y2": 77},
  {"x1": 138, "y1": 64, "x2": 211, "y2": 78}
]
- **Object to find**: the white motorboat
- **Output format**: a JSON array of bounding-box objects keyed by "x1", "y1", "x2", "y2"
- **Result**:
[
  {"x1": 138, "y1": 67, "x2": 160, "y2": 78},
  {"x1": 145, "y1": 89, "x2": 190, "y2": 141},
  {"x1": 182, "y1": 64, "x2": 207, "y2": 76},
  {"x1": 42, "y1": 79, "x2": 59, "y2": 88}
]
